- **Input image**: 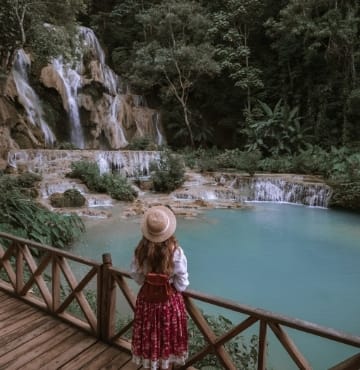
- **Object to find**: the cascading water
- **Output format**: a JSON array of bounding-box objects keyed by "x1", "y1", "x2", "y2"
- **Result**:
[
  {"x1": 95, "y1": 150, "x2": 160, "y2": 177},
  {"x1": 47, "y1": 26, "x2": 163, "y2": 149},
  {"x1": 7, "y1": 149, "x2": 160, "y2": 178},
  {"x1": 234, "y1": 177, "x2": 333, "y2": 207},
  {"x1": 52, "y1": 57, "x2": 85, "y2": 149},
  {"x1": 12, "y1": 49, "x2": 56, "y2": 146},
  {"x1": 106, "y1": 95, "x2": 128, "y2": 148},
  {"x1": 172, "y1": 173, "x2": 332, "y2": 208},
  {"x1": 153, "y1": 112, "x2": 164, "y2": 146},
  {"x1": 79, "y1": 26, "x2": 120, "y2": 95}
]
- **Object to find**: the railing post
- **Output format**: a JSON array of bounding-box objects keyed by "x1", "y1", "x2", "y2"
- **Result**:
[
  {"x1": 16, "y1": 243, "x2": 24, "y2": 295},
  {"x1": 258, "y1": 320, "x2": 268, "y2": 370},
  {"x1": 99, "y1": 253, "x2": 116, "y2": 342},
  {"x1": 52, "y1": 253, "x2": 60, "y2": 313}
]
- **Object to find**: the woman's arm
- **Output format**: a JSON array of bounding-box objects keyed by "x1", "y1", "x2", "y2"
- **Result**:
[
  {"x1": 130, "y1": 257, "x2": 145, "y2": 285},
  {"x1": 172, "y1": 247, "x2": 189, "y2": 292}
]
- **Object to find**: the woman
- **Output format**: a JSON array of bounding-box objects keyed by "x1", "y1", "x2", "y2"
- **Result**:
[{"x1": 130, "y1": 205, "x2": 189, "y2": 370}]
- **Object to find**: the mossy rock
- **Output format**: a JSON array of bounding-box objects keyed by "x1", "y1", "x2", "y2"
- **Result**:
[{"x1": 49, "y1": 189, "x2": 86, "y2": 208}]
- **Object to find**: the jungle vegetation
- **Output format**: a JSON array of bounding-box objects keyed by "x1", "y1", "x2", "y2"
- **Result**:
[
  {"x1": 0, "y1": 0, "x2": 359, "y2": 211},
  {"x1": 1, "y1": 0, "x2": 359, "y2": 152}
]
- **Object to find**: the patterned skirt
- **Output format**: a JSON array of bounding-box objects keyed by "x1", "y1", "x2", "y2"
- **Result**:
[{"x1": 131, "y1": 291, "x2": 188, "y2": 370}]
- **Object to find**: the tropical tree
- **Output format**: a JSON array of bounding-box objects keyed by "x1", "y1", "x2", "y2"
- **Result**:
[
  {"x1": 128, "y1": 0, "x2": 219, "y2": 147},
  {"x1": 265, "y1": 0, "x2": 360, "y2": 147},
  {"x1": 209, "y1": 0, "x2": 265, "y2": 112},
  {"x1": 0, "y1": 0, "x2": 88, "y2": 68}
]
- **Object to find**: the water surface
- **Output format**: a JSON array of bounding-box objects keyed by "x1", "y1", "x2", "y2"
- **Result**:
[{"x1": 72, "y1": 203, "x2": 360, "y2": 369}]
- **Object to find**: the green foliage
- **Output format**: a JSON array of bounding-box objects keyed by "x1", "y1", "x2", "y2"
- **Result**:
[
  {"x1": 265, "y1": 0, "x2": 360, "y2": 147},
  {"x1": 328, "y1": 181, "x2": 360, "y2": 212},
  {"x1": 56, "y1": 142, "x2": 79, "y2": 150},
  {"x1": 0, "y1": 174, "x2": 84, "y2": 248},
  {"x1": 209, "y1": 0, "x2": 265, "y2": 103},
  {"x1": 0, "y1": 0, "x2": 88, "y2": 66},
  {"x1": 101, "y1": 174, "x2": 138, "y2": 201},
  {"x1": 49, "y1": 189, "x2": 86, "y2": 208},
  {"x1": 326, "y1": 147, "x2": 360, "y2": 182},
  {"x1": 190, "y1": 148, "x2": 261, "y2": 176},
  {"x1": 126, "y1": 136, "x2": 158, "y2": 151},
  {"x1": 188, "y1": 312, "x2": 258, "y2": 369},
  {"x1": 150, "y1": 150, "x2": 186, "y2": 192},
  {"x1": 67, "y1": 160, "x2": 101, "y2": 189},
  {"x1": 127, "y1": 0, "x2": 219, "y2": 147},
  {"x1": 347, "y1": 88, "x2": 360, "y2": 117},
  {"x1": 258, "y1": 155, "x2": 295, "y2": 174},
  {"x1": 242, "y1": 99, "x2": 312, "y2": 156},
  {"x1": 292, "y1": 145, "x2": 330, "y2": 176},
  {"x1": 16, "y1": 172, "x2": 42, "y2": 188},
  {"x1": 67, "y1": 160, "x2": 138, "y2": 201}
]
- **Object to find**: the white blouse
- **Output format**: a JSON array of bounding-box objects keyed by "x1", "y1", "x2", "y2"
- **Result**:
[{"x1": 130, "y1": 246, "x2": 190, "y2": 292}]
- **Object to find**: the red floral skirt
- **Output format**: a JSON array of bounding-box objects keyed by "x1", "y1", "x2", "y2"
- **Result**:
[{"x1": 131, "y1": 291, "x2": 188, "y2": 369}]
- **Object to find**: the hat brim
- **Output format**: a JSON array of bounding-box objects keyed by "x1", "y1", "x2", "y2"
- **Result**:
[{"x1": 141, "y1": 206, "x2": 177, "y2": 243}]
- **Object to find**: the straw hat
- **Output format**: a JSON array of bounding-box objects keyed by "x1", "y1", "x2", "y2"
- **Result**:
[{"x1": 141, "y1": 206, "x2": 177, "y2": 243}]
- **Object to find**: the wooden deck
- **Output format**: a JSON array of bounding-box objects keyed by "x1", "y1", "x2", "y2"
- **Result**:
[{"x1": 0, "y1": 290, "x2": 139, "y2": 370}]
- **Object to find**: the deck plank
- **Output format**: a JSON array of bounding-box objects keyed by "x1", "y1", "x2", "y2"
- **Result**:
[
  {"x1": 0, "y1": 325, "x2": 73, "y2": 369},
  {"x1": 26, "y1": 331, "x2": 97, "y2": 369},
  {"x1": 59, "y1": 342, "x2": 110, "y2": 370},
  {"x1": 0, "y1": 317, "x2": 58, "y2": 355},
  {"x1": 0, "y1": 291, "x2": 135, "y2": 370},
  {"x1": 78, "y1": 346, "x2": 130, "y2": 369}
]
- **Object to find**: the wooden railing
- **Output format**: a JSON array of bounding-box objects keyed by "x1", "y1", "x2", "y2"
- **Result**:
[{"x1": 0, "y1": 231, "x2": 359, "y2": 370}]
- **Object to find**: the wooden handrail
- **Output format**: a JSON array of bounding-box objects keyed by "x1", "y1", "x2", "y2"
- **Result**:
[{"x1": 0, "y1": 231, "x2": 359, "y2": 370}]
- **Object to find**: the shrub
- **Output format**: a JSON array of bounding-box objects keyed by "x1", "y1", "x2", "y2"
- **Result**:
[
  {"x1": 126, "y1": 136, "x2": 158, "y2": 151},
  {"x1": 150, "y1": 150, "x2": 185, "y2": 192},
  {"x1": 102, "y1": 174, "x2": 138, "y2": 201},
  {"x1": 67, "y1": 161, "x2": 137, "y2": 201},
  {"x1": 235, "y1": 150, "x2": 262, "y2": 176},
  {"x1": 56, "y1": 142, "x2": 79, "y2": 150},
  {"x1": 258, "y1": 155, "x2": 295, "y2": 173},
  {"x1": 0, "y1": 175, "x2": 84, "y2": 248},
  {"x1": 50, "y1": 189, "x2": 86, "y2": 208},
  {"x1": 326, "y1": 147, "x2": 360, "y2": 182},
  {"x1": 292, "y1": 145, "x2": 330, "y2": 175},
  {"x1": 328, "y1": 181, "x2": 360, "y2": 212},
  {"x1": 188, "y1": 312, "x2": 258, "y2": 369},
  {"x1": 17, "y1": 172, "x2": 42, "y2": 188}
]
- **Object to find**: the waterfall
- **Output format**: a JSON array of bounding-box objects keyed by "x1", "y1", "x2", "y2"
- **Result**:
[
  {"x1": 106, "y1": 95, "x2": 128, "y2": 148},
  {"x1": 7, "y1": 149, "x2": 332, "y2": 208},
  {"x1": 95, "y1": 150, "x2": 160, "y2": 177},
  {"x1": 79, "y1": 26, "x2": 120, "y2": 95},
  {"x1": 12, "y1": 49, "x2": 56, "y2": 146},
  {"x1": 52, "y1": 57, "x2": 85, "y2": 149},
  {"x1": 7, "y1": 149, "x2": 160, "y2": 178},
  {"x1": 234, "y1": 177, "x2": 332, "y2": 208},
  {"x1": 173, "y1": 173, "x2": 332, "y2": 207},
  {"x1": 153, "y1": 112, "x2": 164, "y2": 146}
]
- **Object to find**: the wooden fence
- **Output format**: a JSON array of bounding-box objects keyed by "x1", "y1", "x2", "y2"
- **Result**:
[{"x1": 0, "y1": 231, "x2": 359, "y2": 370}]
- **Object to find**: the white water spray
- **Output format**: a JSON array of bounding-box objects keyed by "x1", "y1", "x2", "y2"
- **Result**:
[
  {"x1": 52, "y1": 57, "x2": 85, "y2": 149},
  {"x1": 12, "y1": 49, "x2": 56, "y2": 146}
]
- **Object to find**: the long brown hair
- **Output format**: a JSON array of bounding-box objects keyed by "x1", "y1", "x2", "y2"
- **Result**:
[{"x1": 134, "y1": 235, "x2": 179, "y2": 275}]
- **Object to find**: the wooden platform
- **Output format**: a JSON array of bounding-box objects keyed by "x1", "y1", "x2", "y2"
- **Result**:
[{"x1": 0, "y1": 290, "x2": 139, "y2": 370}]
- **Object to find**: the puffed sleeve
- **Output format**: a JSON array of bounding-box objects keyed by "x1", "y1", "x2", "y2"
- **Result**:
[
  {"x1": 172, "y1": 247, "x2": 189, "y2": 292},
  {"x1": 130, "y1": 257, "x2": 145, "y2": 285}
]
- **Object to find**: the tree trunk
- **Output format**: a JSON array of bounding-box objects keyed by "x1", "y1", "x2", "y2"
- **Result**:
[{"x1": 182, "y1": 102, "x2": 194, "y2": 147}]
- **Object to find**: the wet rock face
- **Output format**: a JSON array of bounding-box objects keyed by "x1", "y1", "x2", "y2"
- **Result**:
[{"x1": 2, "y1": 27, "x2": 164, "y2": 152}]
